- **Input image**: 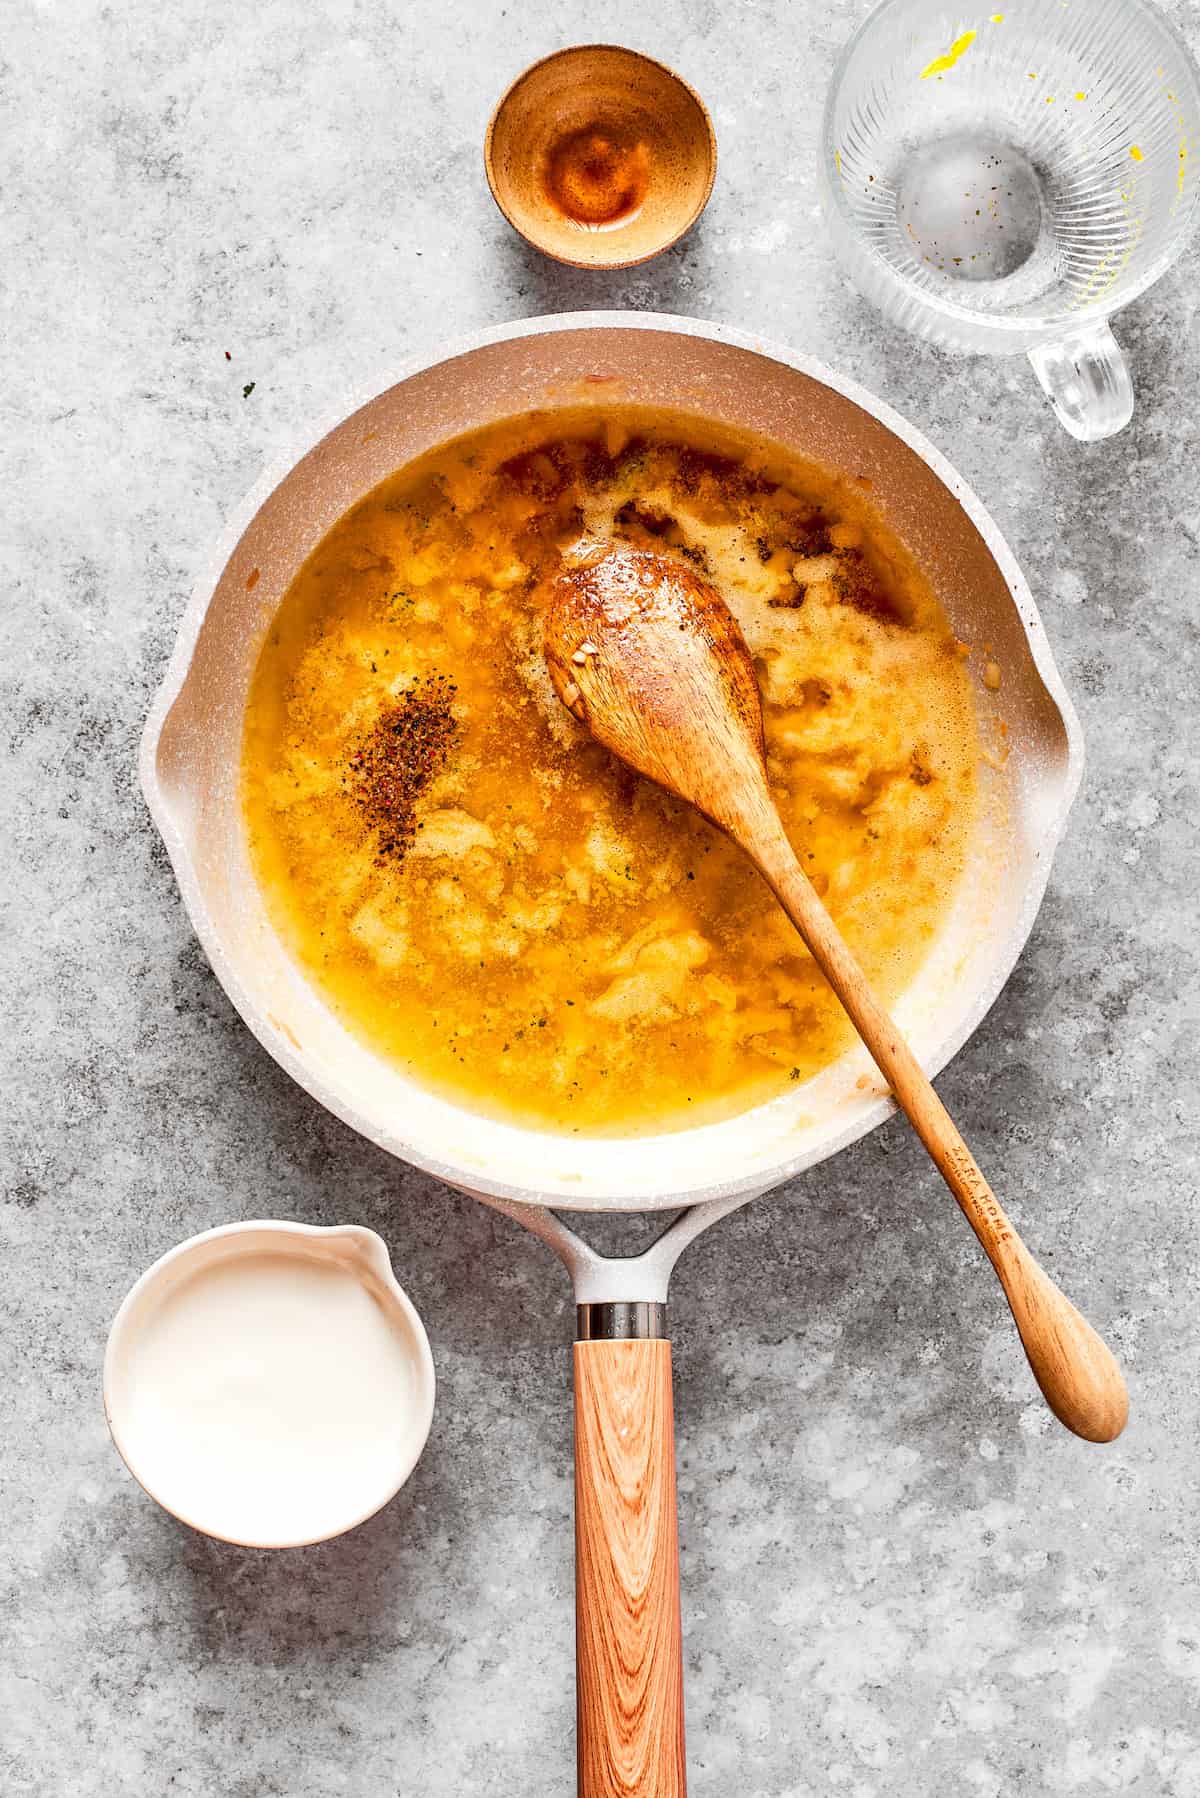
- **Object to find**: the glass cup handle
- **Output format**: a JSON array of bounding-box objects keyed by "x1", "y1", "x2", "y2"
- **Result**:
[{"x1": 1027, "y1": 323, "x2": 1134, "y2": 442}]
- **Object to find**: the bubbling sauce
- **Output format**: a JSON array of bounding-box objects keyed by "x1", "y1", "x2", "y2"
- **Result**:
[{"x1": 242, "y1": 409, "x2": 980, "y2": 1135}]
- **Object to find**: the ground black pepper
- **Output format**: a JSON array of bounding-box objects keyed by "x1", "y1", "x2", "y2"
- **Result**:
[{"x1": 345, "y1": 675, "x2": 458, "y2": 862}]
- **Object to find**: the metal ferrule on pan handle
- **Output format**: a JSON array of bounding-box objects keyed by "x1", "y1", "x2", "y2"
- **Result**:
[{"x1": 577, "y1": 1300, "x2": 669, "y2": 1340}]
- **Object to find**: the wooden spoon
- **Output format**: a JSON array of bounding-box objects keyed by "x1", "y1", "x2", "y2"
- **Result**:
[{"x1": 545, "y1": 541, "x2": 1128, "y2": 1446}]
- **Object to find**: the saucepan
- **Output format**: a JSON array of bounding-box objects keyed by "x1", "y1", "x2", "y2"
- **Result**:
[{"x1": 141, "y1": 313, "x2": 1083, "y2": 1793}]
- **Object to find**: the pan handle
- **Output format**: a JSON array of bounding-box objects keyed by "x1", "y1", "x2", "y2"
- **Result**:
[{"x1": 574, "y1": 1305, "x2": 686, "y2": 1798}]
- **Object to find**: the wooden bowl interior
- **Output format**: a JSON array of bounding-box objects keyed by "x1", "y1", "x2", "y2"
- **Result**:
[{"x1": 485, "y1": 47, "x2": 716, "y2": 269}]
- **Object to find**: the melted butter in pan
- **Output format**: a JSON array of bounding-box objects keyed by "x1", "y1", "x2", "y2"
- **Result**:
[{"x1": 242, "y1": 409, "x2": 979, "y2": 1135}]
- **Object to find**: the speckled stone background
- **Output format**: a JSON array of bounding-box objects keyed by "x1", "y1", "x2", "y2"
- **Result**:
[{"x1": 4, "y1": 1, "x2": 1200, "y2": 1792}]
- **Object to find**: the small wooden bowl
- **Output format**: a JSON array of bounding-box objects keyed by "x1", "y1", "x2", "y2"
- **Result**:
[{"x1": 485, "y1": 45, "x2": 717, "y2": 270}]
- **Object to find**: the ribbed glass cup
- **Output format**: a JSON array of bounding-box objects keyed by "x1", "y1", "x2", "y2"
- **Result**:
[{"x1": 820, "y1": 0, "x2": 1200, "y2": 437}]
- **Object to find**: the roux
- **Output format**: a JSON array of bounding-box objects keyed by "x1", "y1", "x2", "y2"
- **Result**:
[{"x1": 241, "y1": 408, "x2": 980, "y2": 1135}]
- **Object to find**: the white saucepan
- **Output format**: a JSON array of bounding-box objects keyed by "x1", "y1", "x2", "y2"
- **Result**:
[{"x1": 142, "y1": 313, "x2": 1083, "y2": 1795}]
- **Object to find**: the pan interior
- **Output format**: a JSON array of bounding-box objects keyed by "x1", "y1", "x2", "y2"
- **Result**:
[
  {"x1": 145, "y1": 319, "x2": 1079, "y2": 1211},
  {"x1": 240, "y1": 405, "x2": 982, "y2": 1138}
]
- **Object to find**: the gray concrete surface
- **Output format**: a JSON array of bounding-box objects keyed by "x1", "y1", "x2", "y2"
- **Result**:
[{"x1": 4, "y1": 1, "x2": 1199, "y2": 1792}]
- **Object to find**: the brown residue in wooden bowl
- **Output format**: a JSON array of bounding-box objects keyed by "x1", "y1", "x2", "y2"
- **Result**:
[{"x1": 543, "y1": 125, "x2": 651, "y2": 227}]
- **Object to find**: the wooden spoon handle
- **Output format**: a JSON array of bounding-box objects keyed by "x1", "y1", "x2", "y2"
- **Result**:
[
  {"x1": 752, "y1": 823, "x2": 1128, "y2": 1444},
  {"x1": 574, "y1": 1339, "x2": 687, "y2": 1797}
]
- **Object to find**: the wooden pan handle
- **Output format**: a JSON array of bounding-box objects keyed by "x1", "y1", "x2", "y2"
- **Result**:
[{"x1": 574, "y1": 1338, "x2": 687, "y2": 1797}]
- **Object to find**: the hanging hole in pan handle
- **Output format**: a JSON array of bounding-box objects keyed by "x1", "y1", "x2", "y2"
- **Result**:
[
  {"x1": 574, "y1": 1329, "x2": 687, "y2": 1796},
  {"x1": 1028, "y1": 322, "x2": 1135, "y2": 442}
]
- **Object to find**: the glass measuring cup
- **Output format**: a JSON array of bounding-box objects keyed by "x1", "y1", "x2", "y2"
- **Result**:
[{"x1": 820, "y1": 0, "x2": 1200, "y2": 438}]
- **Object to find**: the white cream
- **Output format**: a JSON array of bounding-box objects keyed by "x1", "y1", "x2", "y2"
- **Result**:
[{"x1": 112, "y1": 1248, "x2": 424, "y2": 1545}]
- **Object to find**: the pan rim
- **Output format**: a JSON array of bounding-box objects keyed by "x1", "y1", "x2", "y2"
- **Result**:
[{"x1": 140, "y1": 309, "x2": 1084, "y2": 1213}]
